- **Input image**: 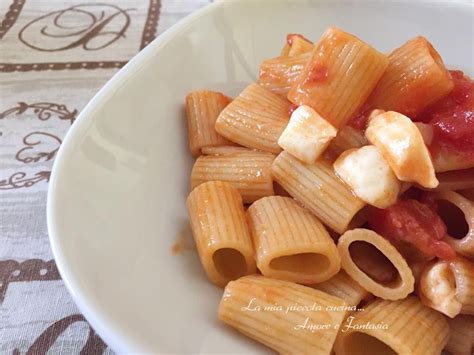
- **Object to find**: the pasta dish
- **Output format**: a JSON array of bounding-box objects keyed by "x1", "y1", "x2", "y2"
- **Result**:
[{"x1": 184, "y1": 27, "x2": 473, "y2": 355}]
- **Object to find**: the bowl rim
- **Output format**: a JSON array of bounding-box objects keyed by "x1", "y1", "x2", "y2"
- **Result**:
[
  {"x1": 46, "y1": 0, "x2": 225, "y2": 351},
  {"x1": 46, "y1": 0, "x2": 473, "y2": 352}
]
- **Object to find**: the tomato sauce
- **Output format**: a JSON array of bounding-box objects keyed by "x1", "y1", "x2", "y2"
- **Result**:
[
  {"x1": 368, "y1": 199, "x2": 456, "y2": 260},
  {"x1": 349, "y1": 71, "x2": 474, "y2": 150},
  {"x1": 417, "y1": 71, "x2": 474, "y2": 158},
  {"x1": 305, "y1": 64, "x2": 329, "y2": 84}
]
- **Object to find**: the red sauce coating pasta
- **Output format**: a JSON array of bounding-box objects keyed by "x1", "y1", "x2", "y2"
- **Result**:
[{"x1": 304, "y1": 64, "x2": 329, "y2": 85}]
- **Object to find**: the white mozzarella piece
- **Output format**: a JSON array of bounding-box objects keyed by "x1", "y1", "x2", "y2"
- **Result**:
[
  {"x1": 366, "y1": 111, "x2": 438, "y2": 188},
  {"x1": 278, "y1": 105, "x2": 337, "y2": 164},
  {"x1": 334, "y1": 145, "x2": 400, "y2": 208}
]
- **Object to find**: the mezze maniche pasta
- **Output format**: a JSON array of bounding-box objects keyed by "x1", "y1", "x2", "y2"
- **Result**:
[{"x1": 183, "y1": 26, "x2": 474, "y2": 354}]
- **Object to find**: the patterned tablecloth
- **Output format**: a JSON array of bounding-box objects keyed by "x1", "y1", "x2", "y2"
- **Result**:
[{"x1": 0, "y1": 1, "x2": 210, "y2": 353}]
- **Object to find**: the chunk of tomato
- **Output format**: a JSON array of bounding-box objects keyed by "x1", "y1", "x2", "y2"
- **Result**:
[
  {"x1": 418, "y1": 71, "x2": 474, "y2": 156},
  {"x1": 368, "y1": 199, "x2": 456, "y2": 260}
]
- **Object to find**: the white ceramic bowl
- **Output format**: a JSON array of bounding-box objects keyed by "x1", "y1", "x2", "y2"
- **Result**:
[{"x1": 47, "y1": 0, "x2": 473, "y2": 352}]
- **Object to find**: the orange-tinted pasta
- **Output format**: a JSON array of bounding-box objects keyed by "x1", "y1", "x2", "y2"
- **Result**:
[
  {"x1": 288, "y1": 27, "x2": 388, "y2": 128},
  {"x1": 430, "y1": 191, "x2": 474, "y2": 258},
  {"x1": 312, "y1": 270, "x2": 369, "y2": 307},
  {"x1": 258, "y1": 52, "x2": 311, "y2": 98},
  {"x1": 185, "y1": 90, "x2": 233, "y2": 156},
  {"x1": 325, "y1": 125, "x2": 368, "y2": 159},
  {"x1": 365, "y1": 36, "x2": 454, "y2": 118},
  {"x1": 288, "y1": 34, "x2": 313, "y2": 56},
  {"x1": 186, "y1": 181, "x2": 256, "y2": 287},
  {"x1": 247, "y1": 196, "x2": 340, "y2": 284},
  {"x1": 182, "y1": 26, "x2": 472, "y2": 355},
  {"x1": 200, "y1": 145, "x2": 250, "y2": 155},
  {"x1": 432, "y1": 145, "x2": 474, "y2": 173},
  {"x1": 334, "y1": 296, "x2": 449, "y2": 355},
  {"x1": 427, "y1": 168, "x2": 474, "y2": 191},
  {"x1": 271, "y1": 151, "x2": 365, "y2": 233},
  {"x1": 337, "y1": 229, "x2": 415, "y2": 300},
  {"x1": 215, "y1": 83, "x2": 291, "y2": 154},
  {"x1": 218, "y1": 275, "x2": 347, "y2": 354},
  {"x1": 191, "y1": 150, "x2": 275, "y2": 203},
  {"x1": 407, "y1": 260, "x2": 430, "y2": 286},
  {"x1": 419, "y1": 257, "x2": 474, "y2": 317},
  {"x1": 445, "y1": 315, "x2": 474, "y2": 355},
  {"x1": 280, "y1": 44, "x2": 291, "y2": 57},
  {"x1": 280, "y1": 34, "x2": 313, "y2": 57}
]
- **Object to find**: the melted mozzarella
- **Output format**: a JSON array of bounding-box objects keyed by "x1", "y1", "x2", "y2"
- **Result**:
[
  {"x1": 278, "y1": 105, "x2": 337, "y2": 164},
  {"x1": 366, "y1": 111, "x2": 438, "y2": 188},
  {"x1": 334, "y1": 145, "x2": 400, "y2": 208}
]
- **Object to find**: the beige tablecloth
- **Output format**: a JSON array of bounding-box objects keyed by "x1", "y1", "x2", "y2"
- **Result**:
[{"x1": 0, "y1": 1, "x2": 211, "y2": 352}]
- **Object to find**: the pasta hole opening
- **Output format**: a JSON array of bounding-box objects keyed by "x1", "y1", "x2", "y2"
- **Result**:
[
  {"x1": 436, "y1": 199, "x2": 468, "y2": 239},
  {"x1": 269, "y1": 253, "x2": 330, "y2": 274},
  {"x1": 344, "y1": 332, "x2": 397, "y2": 355},
  {"x1": 356, "y1": 297, "x2": 372, "y2": 311},
  {"x1": 426, "y1": 40, "x2": 447, "y2": 76},
  {"x1": 273, "y1": 181, "x2": 291, "y2": 197},
  {"x1": 349, "y1": 241, "x2": 400, "y2": 287},
  {"x1": 348, "y1": 207, "x2": 369, "y2": 230},
  {"x1": 459, "y1": 189, "x2": 474, "y2": 201},
  {"x1": 212, "y1": 248, "x2": 247, "y2": 280},
  {"x1": 425, "y1": 263, "x2": 457, "y2": 304},
  {"x1": 444, "y1": 265, "x2": 457, "y2": 291}
]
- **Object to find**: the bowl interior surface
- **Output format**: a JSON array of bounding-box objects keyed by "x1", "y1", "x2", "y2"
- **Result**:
[{"x1": 48, "y1": 0, "x2": 473, "y2": 352}]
